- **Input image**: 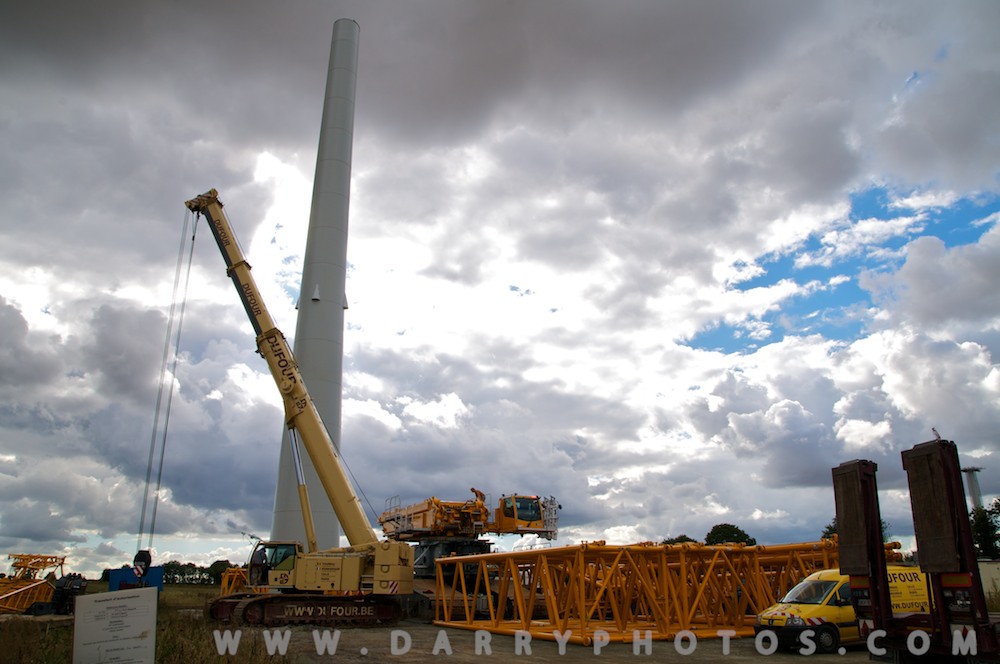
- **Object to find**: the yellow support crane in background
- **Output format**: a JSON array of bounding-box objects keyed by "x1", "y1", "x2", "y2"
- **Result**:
[{"x1": 380, "y1": 488, "x2": 559, "y2": 578}]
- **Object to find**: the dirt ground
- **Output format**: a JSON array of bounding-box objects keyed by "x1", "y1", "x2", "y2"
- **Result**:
[{"x1": 233, "y1": 619, "x2": 873, "y2": 662}]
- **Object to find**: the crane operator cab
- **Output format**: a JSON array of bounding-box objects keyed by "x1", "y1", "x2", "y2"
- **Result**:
[
  {"x1": 495, "y1": 495, "x2": 558, "y2": 537},
  {"x1": 248, "y1": 541, "x2": 301, "y2": 589}
]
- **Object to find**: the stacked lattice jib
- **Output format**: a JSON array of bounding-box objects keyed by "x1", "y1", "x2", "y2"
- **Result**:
[{"x1": 434, "y1": 539, "x2": 847, "y2": 645}]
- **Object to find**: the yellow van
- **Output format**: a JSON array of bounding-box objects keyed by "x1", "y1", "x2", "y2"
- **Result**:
[{"x1": 754, "y1": 566, "x2": 929, "y2": 654}]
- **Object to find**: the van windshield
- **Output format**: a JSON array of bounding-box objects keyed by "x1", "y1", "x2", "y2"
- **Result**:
[{"x1": 781, "y1": 580, "x2": 837, "y2": 605}]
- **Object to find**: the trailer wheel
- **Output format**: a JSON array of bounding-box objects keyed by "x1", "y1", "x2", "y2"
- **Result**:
[{"x1": 815, "y1": 625, "x2": 839, "y2": 654}]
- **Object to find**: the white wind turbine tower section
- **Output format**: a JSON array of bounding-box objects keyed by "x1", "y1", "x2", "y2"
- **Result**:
[{"x1": 271, "y1": 18, "x2": 359, "y2": 548}]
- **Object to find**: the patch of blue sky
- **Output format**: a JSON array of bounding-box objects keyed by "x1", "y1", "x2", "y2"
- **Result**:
[
  {"x1": 281, "y1": 283, "x2": 301, "y2": 304},
  {"x1": 914, "y1": 195, "x2": 1000, "y2": 248},
  {"x1": 689, "y1": 246, "x2": 868, "y2": 354},
  {"x1": 688, "y1": 276, "x2": 866, "y2": 355},
  {"x1": 686, "y1": 186, "x2": 998, "y2": 354},
  {"x1": 686, "y1": 323, "x2": 741, "y2": 354},
  {"x1": 850, "y1": 185, "x2": 895, "y2": 220}
]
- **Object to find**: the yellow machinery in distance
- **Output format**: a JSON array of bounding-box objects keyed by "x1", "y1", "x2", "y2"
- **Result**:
[
  {"x1": 380, "y1": 488, "x2": 559, "y2": 541},
  {"x1": 380, "y1": 488, "x2": 559, "y2": 578},
  {"x1": 186, "y1": 189, "x2": 413, "y2": 627},
  {"x1": 0, "y1": 555, "x2": 65, "y2": 615}
]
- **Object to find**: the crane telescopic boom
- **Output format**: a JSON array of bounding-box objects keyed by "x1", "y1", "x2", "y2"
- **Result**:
[
  {"x1": 188, "y1": 189, "x2": 411, "y2": 628},
  {"x1": 185, "y1": 188, "x2": 377, "y2": 549}
]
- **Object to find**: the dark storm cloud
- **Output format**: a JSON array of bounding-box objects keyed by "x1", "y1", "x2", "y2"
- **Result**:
[
  {"x1": 81, "y1": 304, "x2": 165, "y2": 401},
  {"x1": 0, "y1": 501, "x2": 84, "y2": 543},
  {"x1": 1, "y1": 0, "x2": 998, "y2": 574},
  {"x1": 0, "y1": 296, "x2": 62, "y2": 390},
  {"x1": 341, "y1": 340, "x2": 639, "y2": 524},
  {"x1": 356, "y1": 0, "x2": 818, "y2": 144}
]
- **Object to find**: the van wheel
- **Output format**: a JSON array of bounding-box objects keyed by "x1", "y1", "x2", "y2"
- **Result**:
[{"x1": 816, "y1": 625, "x2": 840, "y2": 654}]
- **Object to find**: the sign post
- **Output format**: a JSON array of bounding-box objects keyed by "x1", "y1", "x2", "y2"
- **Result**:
[{"x1": 73, "y1": 586, "x2": 157, "y2": 663}]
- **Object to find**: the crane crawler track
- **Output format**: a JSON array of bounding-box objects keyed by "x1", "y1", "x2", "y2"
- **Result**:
[{"x1": 208, "y1": 593, "x2": 402, "y2": 628}]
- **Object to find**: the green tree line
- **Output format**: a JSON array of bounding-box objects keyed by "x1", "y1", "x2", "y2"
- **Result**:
[
  {"x1": 100, "y1": 559, "x2": 234, "y2": 584},
  {"x1": 663, "y1": 505, "x2": 1000, "y2": 561}
]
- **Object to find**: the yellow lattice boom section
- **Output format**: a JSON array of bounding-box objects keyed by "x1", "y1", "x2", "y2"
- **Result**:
[
  {"x1": 434, "y1": 539, "x2": 847, "y2": 645},
  {"x1": 0, "y1": 554, "x2": 65, "y2": 615}
]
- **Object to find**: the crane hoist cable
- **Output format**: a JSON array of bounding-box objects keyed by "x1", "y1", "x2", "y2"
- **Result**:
[
  {"x1": 343, "y1": 451, "x2": 379, "y2": 526},
  {"x1": 138, "y1": 196, "x2": 376, "y2": 552},
  {"x1": 136, "y1": 210, "x2": 200, "y2": 552}
]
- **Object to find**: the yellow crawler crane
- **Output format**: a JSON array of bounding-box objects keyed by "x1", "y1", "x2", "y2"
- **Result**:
[
  {"x1": 434, "y1": 538, "x2": 900, "y2": 646},
  {"x1": 380, "y1": 488, "x2": 559, "y2": 578},
  {"x1": 380, "y1": 489, "x2": 558, "y2": 541},
  {"x1": 186, "y1": 189, "x2": 413, "y2": 627},
  {"x1": 0, "y1": 555, "x2": 65, "y2": 615}
]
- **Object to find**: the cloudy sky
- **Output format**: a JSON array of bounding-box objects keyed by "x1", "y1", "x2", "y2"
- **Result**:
[{"x1": 1, "y1": 1, "x2": 998, "y2": 578}]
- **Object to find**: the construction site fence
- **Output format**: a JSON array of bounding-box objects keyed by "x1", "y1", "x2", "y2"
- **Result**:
[{"x1": 434, "y1": 539, "x2": 889, "y2": 645}]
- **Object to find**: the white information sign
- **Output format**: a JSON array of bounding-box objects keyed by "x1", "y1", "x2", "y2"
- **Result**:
[{"x1": 73, "y1": 586, "x2": 157, "y2": 664}]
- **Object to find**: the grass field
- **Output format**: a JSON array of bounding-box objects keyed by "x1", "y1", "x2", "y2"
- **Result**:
[{"x1": 0, "y1": 582, "x2": 278, "y2": 664}]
